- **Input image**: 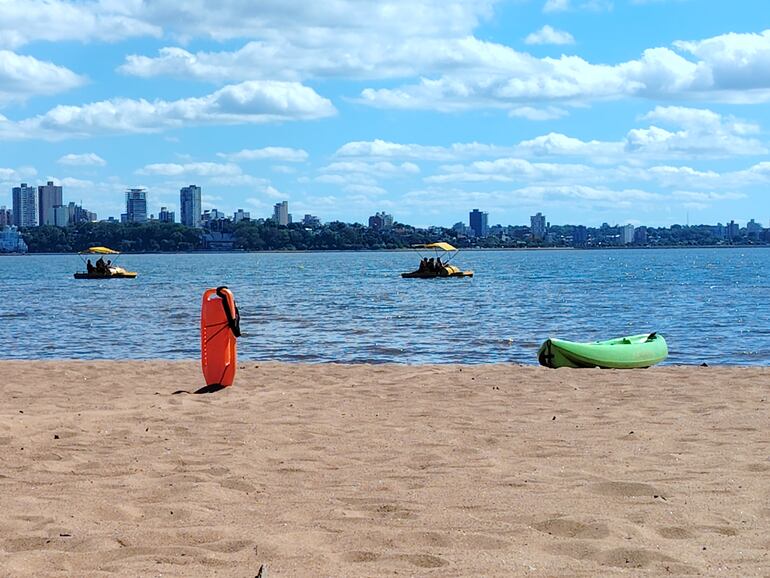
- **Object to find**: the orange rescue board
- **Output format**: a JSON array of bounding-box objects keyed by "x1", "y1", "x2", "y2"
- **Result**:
[{"x1": 201, "y1": 287, "x2": 241, "y2": 387}]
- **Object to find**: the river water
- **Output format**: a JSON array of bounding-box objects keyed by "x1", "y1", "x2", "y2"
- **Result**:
[{"x1": 1, "y1": 248, "x2": 768, "y2": 364}]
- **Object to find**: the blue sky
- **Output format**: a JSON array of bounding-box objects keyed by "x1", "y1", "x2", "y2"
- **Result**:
[{"x1": 1, "y1": 0, "x2": 769, "y2": 228}]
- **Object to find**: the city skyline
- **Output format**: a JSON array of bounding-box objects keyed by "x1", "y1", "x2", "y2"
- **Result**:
[
  {"x1": 4, "y1": 178, "x2": 770, "y2": 232},
  {"x1": 1, "y1": 2, "x2": 769, "y2": 227}
]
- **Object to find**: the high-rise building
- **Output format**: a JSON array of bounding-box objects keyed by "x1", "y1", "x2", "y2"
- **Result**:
[
  {"x1": 53, "y1": 205, "x2": 70, "y2": 227},
  {"x1": 0, "y1": 206, "x2": 10, "y2": 227},
  {"x1": 273, "y1": 201, "x2": 289, "y2": 226},
  {"x1": 452, "y1": 221, "x2": 467, "y2": 235},
  {"x1": 634, "y1": 226, "x2": 648, "y2": 244},
  {"x1": 368, "y1": 211, "x2": 393, "y2": 230},
  {"x1": 726, "y1": 220, "x2": 739, "y2": 240},
  {"x1": 622, "y1": 224, "x2": 635, "y2": 244},
  {"x1": 530, "y1": 212, "x2": 546, "y2": 241},
  {"x1": 746, "y1": 219, "x2": 763, "y2": 236},
  {"x1": 37, "y1": 181, "x2": 62, "y2": 226},
  {"x1": 158, "y1": 207, "x2": 175, "y2": 223},
  {"x1": 233, "y1": 209, "x2": 250, "y2": 223},
  {"x1": 469, "y1": 209, "x2": 488, "y2": 237},
  {"x1": 125, "y1": 188, "x2": 148, "y2": 223},
  {"x1": 302, "y1": 214, "x2": 321, "y2": 227},
  {"x1": 12, "y1": 183, "x2": 38, "y2": 228},
  {"x1": 180, "y1": 185, "x2": 202, "y2": 228},
  {"x1": 572, "y1": 225, "x2": 588, "y2": 247}
]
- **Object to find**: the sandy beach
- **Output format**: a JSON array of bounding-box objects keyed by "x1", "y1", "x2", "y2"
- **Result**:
[{"x1": 0, "y1": 361, "x2": 768, "y2": 576}]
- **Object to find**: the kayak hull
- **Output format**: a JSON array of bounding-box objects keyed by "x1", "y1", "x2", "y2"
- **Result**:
[
  {"x1": 538, "y1": 333, "x2": 667, "y2": 369},
  {"x1": 74, "y1": 272, "x2": 138, "y2": 279}
]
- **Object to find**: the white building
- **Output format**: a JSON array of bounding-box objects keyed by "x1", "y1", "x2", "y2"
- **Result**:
[
  {"x1": 622, "y1": 224, "x2": 635, "y2": 244},
  {"x1": 180, "y1": 185, "x2": 202, "y2": 228},
  {"x1": 273, "y1": 201, "x2": 289, "y2": 226},
  {"x1": 530, "y1": 212, "x2": 546, "y2": 241},
  {"x1": 12, "y1": 183, "x2": 37, "y2": 228},
  {"x1": 38, "y1": 181, "x2": 63, "y2": 226},
  {"x1": 233, "y1": 209, "x2": 250, "y2": 223}
]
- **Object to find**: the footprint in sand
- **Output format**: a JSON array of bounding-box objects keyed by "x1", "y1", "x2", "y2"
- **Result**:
[
  {"x1": 341, "y1": 550, "x2": 380, "y2": 563},
  {"x1": 589, "y1": 481, "x2": 661, "y2": 497},
  {"x1": 401, "y1": 553, "x2": 449, "y2": 568},
  {"x1": 657, "y1": 526, "x2": 694, "y2": 539},
  {"x1": 533, "y1": 518, "x2": 610, "y2": 539}
]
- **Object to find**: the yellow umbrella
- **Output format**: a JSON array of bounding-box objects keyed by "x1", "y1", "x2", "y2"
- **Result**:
[
  {"x1": 412, "y1": 242, "x2": 457, "y2": 252},
  {"x1": 79, "y1": 246, "x2": 120, "y2": 255}
]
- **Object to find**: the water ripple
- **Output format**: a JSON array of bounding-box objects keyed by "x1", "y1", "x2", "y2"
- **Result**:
[{"x1": 1, "y1": 248, "x2": 769, "y2": 364}]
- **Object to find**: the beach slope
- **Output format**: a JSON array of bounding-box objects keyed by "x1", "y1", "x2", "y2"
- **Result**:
[{"x1": 1, "y1": 361, "x2": 768, "y2": 576}]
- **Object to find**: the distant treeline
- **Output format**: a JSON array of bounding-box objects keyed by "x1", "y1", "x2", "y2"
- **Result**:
[
  {"x1": 20, "y1": 221, "x2": 466, "y2": 253},
  {"x1": 22, "y1": 222, "x2": 203, "y2": 253},
  {"x1": 20, "y1": 220, "x2": 767, "y2": 254}
]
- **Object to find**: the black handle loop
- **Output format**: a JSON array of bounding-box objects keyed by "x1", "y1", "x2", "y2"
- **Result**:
[{"x1": 216, "y1": 286, "x2": 241, "y2": 337}]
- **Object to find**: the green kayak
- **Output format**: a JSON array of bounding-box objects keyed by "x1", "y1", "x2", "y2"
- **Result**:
[{"x1": 538, "y1": 333, "x2": 668, "y2": 369}]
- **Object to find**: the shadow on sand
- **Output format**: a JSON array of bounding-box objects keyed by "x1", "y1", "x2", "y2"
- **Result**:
[{"x1": 172, "y1": 384, "x2": 227, "y2": 395}]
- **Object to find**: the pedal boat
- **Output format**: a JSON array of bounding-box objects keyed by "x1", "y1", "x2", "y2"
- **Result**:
[
  {"x1": 74, "y1": 246, "x2": 138, "y2": 279},
  {"x1": 401, "y1": 242, "x2": 474, "y2": 279}
]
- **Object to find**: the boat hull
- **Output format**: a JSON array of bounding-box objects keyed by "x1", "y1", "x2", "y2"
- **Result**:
[
  {"x1": 401, "y1": 270, "x2": 473, "y2": 278},
  {"x1": 538, "y1": 333, "x2": 667, "y2": 369},
  {"x1": 402, "y1": 265, "x2": 473, "y2": 279},
  {"x1": 74, "y1": 272, "x2": 137, "y2": 279}
]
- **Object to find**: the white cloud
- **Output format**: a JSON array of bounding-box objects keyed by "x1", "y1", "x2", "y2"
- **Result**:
[
  {"x1": 272, "y1": 165, "x2": 298, "y2": 174},
  {"x1": 0, "y1": 50, "x2": 85, "y2": 105},
  {"x1": 625, "y1": 106, "x2": 765, "y2": 157},
  {"x1": 509, "y1": 106, "x2": 568, "y2": 120},
  {"x1": 337, "y1": 106, "x2": 764, "y2": 167},
  {"x1": 515, "y1": 133, "x2": 622, "y2": 158},
  {"x1": 543, "y1": 0, "x2": 570, "y2": 11},
  {"x1": 543, "y1": 0, "x2": 612, "y2": 12},
  {"x1": 218, "y1": 147, "x2": 309, "y2": 162},
  {"x1": 524, "y1": 25, "x2": 574, "y2": 46},
  {"x1": 336, "y1": 139, "x2": 507, "y2": 161},
  {"x1": 137, "y1": 162, "x2": 243, "y2": 177},
  {"x1": 426, "y1": 158, "x2": 600, "y2": 184},
  {"x1": 57, "y1": 153, "x2": 106, "y2": 166},
  {"x1": 0, "y1": 81, "x2": 335, "y2": 140},
  {"x1": 321, "y1": 161, "x2": 420, "y2": 177},
  {"x1": 0, "y1": 1, "x2": 161, "y2": 49},
  {"x1": 357, "y1": 29, "x2": 770, "y2": 111}
]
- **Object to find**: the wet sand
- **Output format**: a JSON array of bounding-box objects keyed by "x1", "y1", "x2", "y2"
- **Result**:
[{"x1": 1, "y1": 361, "x2": 768, "y2": 576}]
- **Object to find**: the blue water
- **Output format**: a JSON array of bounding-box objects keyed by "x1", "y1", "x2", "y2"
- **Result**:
[{"x1": 1, "y1": 248, "x2": 768, "y2": 364}]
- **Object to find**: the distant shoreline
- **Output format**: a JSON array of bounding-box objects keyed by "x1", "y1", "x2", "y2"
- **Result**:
[{"x1": 2, "y1": 244, "x2": 768, "y2": 256}]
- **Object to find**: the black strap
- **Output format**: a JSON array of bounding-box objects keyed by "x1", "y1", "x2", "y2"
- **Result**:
[{"x1": 216, "y1": 286, "x2": 241, "y2": 337}]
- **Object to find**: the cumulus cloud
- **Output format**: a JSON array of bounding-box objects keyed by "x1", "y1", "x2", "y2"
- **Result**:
[
  {"x1": 543, "y1": 0, "x2": 612, "y2": 12},
  {"x1": 336, "y1": 139, "x2": 508, "y2": 161},
  {"x1": 218, "y1": 147, "x2": 309, "y2": 162},
  {"x1": 57, "y1": 153, "x2": 106, "y2": 166},
  {"x1": 543, "y1": 0, "x2": 570, "y2": 11},
  {"x1": 321, "y1": 161, "x2": 420, "y2": 177},
  {"x1": 357, "y1": 29, "x2": 770, "y2": 111},
  {"x1": 509, "y1": 106, "x2": 568, "y2": 120},
  {"x1": 0, "y1": 1, "x2": 161, "y2": 49},
  {"x1": 0, "y1": 81, "x2": 335, "y2": 140},
  {"x1": 625, "y1": 106, "x2": 765, "y2": 157},
  {"x1": 0, "y1": 51, "x2": 85, "y2": 105},
  {"x1": 137, "y1": 162, "x2": 243, "y2": 177},
  {"x1": 524, "y1": 25, "x2": 575, "y2": 45}
]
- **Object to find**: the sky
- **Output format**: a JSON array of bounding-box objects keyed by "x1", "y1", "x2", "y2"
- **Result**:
[{"x1": 1, "y1": 0, "x2": 769, "y2": 228}]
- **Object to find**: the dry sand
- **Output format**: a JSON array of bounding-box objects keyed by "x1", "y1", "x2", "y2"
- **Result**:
[{"x1": 0, "y1": 361, "x2": 768, "y2": 577}]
